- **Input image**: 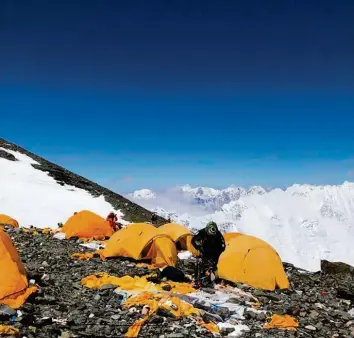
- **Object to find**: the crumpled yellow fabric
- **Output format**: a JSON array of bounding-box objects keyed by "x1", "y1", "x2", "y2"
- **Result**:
[
  {"x1": 264, "y1": 314, "x2": 299, "y2": 331},
  {"x1": 125, "y1": 317, "x2": 147, "y2": 338},
  {"x1": 71, "y1": 252, "x2": 94, "y2": 260},
  {"x1": 123, "y1": 292, "x2": 200, "y2": 337},
  {"x1": 0, "y1": 325, "x2": 19, "y2": 335},
  {"x1": 124, "y1": 292, "x2": 199, "y2": 318},
  {"x1": 42, "y1": 228, "x2": 52, "y2": 234},
  {"x1": 1, "y1": 286, "x2": 37, "y2": 309},
  {"x1": 81, "y1": 273, "x2": 195, "y2": 294},
  {"x1": 80, "y1": 236, "x2": 106, "y2": 242},
  {"x1": 199, "y1": 320, "x2": 220, "y2": 334}
]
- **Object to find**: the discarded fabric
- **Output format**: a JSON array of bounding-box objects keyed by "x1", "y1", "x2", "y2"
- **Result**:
[
  {"x1": 264, "y1": 314, "x2": 299, "y2": 331},
  {"x1": 81, "y1": 272, "x2": 195, "y2": 294},
  {"x1": 0, "y1": 325, "x2": 19, "y2": 335},
  {"x1": 123, "y1": 292, "x2": 200, "y2": 337},
  {"x1": 71, "y1": 252, "x2": 94, "y2": 260}
]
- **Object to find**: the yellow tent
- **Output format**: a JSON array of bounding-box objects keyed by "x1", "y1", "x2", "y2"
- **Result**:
[
  {"x1": 218, "y1": 232, "x2": 289, "y2": 290},
  {"x1": 0, "y1": 229, "x2": 37, "y2": 308},
  {"x1": 62, "y1": 210, "x2": 113, "y2": 239},
  {"x1": 159, "y1": 223, "x2": 199, "y2": 256},
  {"x1": 103, "y1": 223, "x2": 177, "y2": 268},
  {"x1": 0, "y1": 214, "x2": 19, "y2": 228},
  {"x1": 223, "y1": 232, "x2": 242, "y2": 243}
]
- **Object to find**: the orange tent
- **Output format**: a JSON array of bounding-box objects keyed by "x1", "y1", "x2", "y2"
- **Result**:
[
  {"x1": 0, "y1": 214, "x2": 19, "y2": 228},
  {"x1": 159, "y1": 223, "x2": 199, "y2": 256},
  {"x1": 0, "y1": 228, "x2": 37, "y2": 308},
  {"x1": 218, "y1": 232, "x2": 289, "y2": 290},
  {"x1": 103, "y1": 223, "x2": 177, "y2": 268},
  {"x1": 62, "y1": 210, "x2": 113, "y2": 239}
]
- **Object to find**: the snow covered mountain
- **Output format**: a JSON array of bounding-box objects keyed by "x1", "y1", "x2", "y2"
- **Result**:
[
  {"x1": 127, "y1": 189, "x2": 156, "y2": 200},
  {"x1": 127, "y1": 183, "x2": 354, "y2": 272},
  {"x1": 0, "y1": 138, "x2": 165, "y2": 228}
]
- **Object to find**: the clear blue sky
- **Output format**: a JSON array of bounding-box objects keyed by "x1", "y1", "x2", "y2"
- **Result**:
[{"x1": 1, "y1": 0, "x2": 353, "y2": 192}]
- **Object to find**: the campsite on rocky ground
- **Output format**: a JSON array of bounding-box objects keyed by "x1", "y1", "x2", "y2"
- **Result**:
[
  {"x1": 1, "y1": 225, "x2": 354, "y2": 338},
  {"x1": 1, "y1": 140, "x2": 354, "y2": 337}
]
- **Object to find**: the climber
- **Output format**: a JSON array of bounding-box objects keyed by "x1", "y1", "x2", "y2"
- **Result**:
[
  {"x1": 151, "y1": 213, "x2": 158, "y2": 225},
  {"x1": 106, "y1": 212, "x2": 120, "y2": 232},
  {"x1": 167, "y1": 217, "x2": 172, "y2": 223},
  {"x1": 191, "y1": 221, "x2": 226, "y2": 287}
]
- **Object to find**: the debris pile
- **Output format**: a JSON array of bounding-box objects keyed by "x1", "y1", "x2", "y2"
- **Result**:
[{"x1": 1, "y1": 227, "x2": 353, "y2": 337}]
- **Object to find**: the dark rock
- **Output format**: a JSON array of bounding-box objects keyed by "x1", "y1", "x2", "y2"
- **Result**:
[
  {"x1": 34, "y1": 317, "x2": 53, "y2": 327},
  {"x1": 257, "y1": 312, "x2": 266, "y2": 321},
  {"x1": 162, "y1": 284, "x2": 172, "y2": 291},
  {"x1": 321, "y1": 260, "x2": 354, "y2": 276},
  {"x1": 0, "y1": 149, "x2": 18, "y2": 161}
]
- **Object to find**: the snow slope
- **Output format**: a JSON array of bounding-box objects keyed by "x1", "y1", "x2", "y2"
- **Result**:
[
  {"x1": 127, "y1": 183, "x2": 354, "y2": 271},
  {"x1": 0, "y1": 147, "x2": 127, "y2": 228}
]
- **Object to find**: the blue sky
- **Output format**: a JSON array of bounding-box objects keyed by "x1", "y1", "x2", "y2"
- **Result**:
[{"x1": 1, "y1": 0, "x2": 354, "y2": 192}]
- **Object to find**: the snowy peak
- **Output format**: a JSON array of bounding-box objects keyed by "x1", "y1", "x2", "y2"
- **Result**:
[
  {"x1": 128, "y1": 181, "x2": 354, "y2": 271},
  {"x1": 128, "y1": 189, "x2": 156, "y2": 200},
  {"x1": 0, "y1": 138, "x2": 165, "y2": 228},
  {"x1": 247, "y1": 186, "x2": 266, "y2": 195}
]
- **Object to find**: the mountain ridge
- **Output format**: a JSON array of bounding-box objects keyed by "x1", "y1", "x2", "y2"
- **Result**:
[
  {"x1": 127, "y1": 182, "x2": 354, "y2": 271},
  {"x1": 0, "y1": 137, "x2": 166, "y2": 225}
]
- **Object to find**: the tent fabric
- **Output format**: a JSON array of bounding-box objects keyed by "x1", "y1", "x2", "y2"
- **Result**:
[
  {"x1": 0, "y1": 214, "x2": 19, "y2": 228},
  {"x1": 62, "y1": 210, "x2": 113, "y2": 239},
  {"x1": 124, "y1": 292, "x2": 200, "y2": 337},
  {"x1": 0, "y1": 325, "x2": 20, "y2": 335},
  {"x1": 102, "y1": 223, "x2": 177, "y2": 267},
  {"x1": 145, "y1": 236, "x2": 177, "y2": 267},
  {"x1": 264, "y1": 314, "x2": 299, "y2": 330},
  {"x1": 159, "y1": 223, "x2": 191, "y2": 243},
  {"x1": 81, "y1": 272, "x2": 195, "y2": 294},
  {"x1": 159, "y1": 223, "x2": 199, "y2": 256},
  {"x1": 0, "y1": 228, "x2": 37, "y2": 309},
  {"x1": 218, "y1": 233, "x2": 289, "y2": 291},
  {"x1": 223, "y1": 232, "x2": 243, "y2": 243}
]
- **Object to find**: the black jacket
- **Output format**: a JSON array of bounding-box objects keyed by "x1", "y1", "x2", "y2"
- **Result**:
[{"x1": 191, "y1": 228, "x2": 226, "y2": 264}]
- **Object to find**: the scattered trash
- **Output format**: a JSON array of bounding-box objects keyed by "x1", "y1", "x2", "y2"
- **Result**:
[
  {"x1": 217, "y1": 322, "x2": 250, "y2": 337},
  {"x1": 71, "y1": 252, "x2": 94, "y2": 260},
  {"x1": 80, "y1": 241, "x2": 105, "y2": 250},
  {"x1": 114, "y1": 290, "x2": 129, "y2": 303},
  {"x1": 264, "y1": 314, "x2": 299, "y2": 331},
  {"x1": 178, "y1": 251, "x2": 193, "y2": 260},
  {"x1": 53, "y1": 232, "x2": 66, "y2": 240},
  {"x1": 0, "y1": 325, "x2": 20, "y2": 335},
  {"x1": 141, "y1": 305, "x2": 150, "y2": 315}
]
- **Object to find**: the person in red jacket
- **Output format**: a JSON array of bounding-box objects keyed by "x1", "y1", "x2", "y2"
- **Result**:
[{"x1": 106, "y1": 212, "x2": 120, "y2": 232}]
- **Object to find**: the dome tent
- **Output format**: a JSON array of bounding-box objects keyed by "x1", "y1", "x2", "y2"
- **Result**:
[
  {"x1": 0, "y1": 228, "x2": 37, "y2": 308},
  {"x1": 218, "y1": 232, "x2": 289, "y2": 290},
  {"x1": 159, "y1": 223, "x2": 199, "y2": 256},
  {"x1": 0, "y1": 214, "x2": 19, "y2": 228},
  {"x1": 103, "y1": 223, "x2": 177, "y2": 268},
  {"x1": 62, "y1": 210, "x2": 113, "y2": 239}
]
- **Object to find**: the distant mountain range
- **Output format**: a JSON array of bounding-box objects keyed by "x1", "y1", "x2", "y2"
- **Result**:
[{"x1": 127, "y1": 182, "x2": 354, "y2": 271}]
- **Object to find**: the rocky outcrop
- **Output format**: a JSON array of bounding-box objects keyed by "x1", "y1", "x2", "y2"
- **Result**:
[
  {"x1": 321, "y1": 260, "x2": 354, "y2": 277},
  {"x1": 0, "y1": 148, "x2": 18, "y2": 161}
]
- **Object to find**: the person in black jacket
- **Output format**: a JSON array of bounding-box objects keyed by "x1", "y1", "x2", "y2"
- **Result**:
[
  {"x1": 150, "y1": 213, "x2": 158, "y2": 225},
  {"x1": 191, "y1": 221, "x2": 226, "y2": 270}
]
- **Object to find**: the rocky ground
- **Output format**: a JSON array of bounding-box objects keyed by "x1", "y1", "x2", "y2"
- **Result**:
[{"x1": 2, "y1": 228, "x2": 354, "y2": 337}]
